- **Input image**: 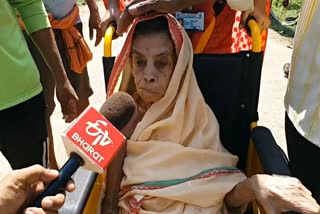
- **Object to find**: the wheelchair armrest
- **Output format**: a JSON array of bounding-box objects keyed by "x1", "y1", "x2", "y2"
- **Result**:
[
  {"x1": 59, "y1": 168, "x2": 98, "y2": 214},
  {"x1": 251, "y1": 126, "x2": 292, "y2": 176},
  {"x1": 251, "y1": 127, "x2": 300, "y2": 214}
]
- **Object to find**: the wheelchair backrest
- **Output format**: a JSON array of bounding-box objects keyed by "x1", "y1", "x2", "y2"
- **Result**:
[{"x1": 193, "y1": 51, "x2": 264, "y2": 170}]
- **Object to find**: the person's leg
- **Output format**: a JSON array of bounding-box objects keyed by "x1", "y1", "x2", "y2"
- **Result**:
[
  {"x1": 0, "y1": 93, "x2": 48, "y2": 169},
  {"x1": 54, "y1": 22, "x2": 93, "y2": 115},
  {"x1": 285, "y1": 113, "x2": 320, "y2": 203}
]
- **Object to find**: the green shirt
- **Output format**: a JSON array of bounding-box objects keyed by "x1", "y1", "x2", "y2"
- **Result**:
[{"x1": 0, "y1": 0, "x2": 50, "y2": 110}]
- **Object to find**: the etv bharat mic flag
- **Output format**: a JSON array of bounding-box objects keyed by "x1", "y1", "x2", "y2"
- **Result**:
[{"x1": 62, "y1": 107, "x2": 126, "y2": 173}]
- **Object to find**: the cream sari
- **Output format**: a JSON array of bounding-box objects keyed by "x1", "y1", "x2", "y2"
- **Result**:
[{"x1": 107, "y1": 14, "x2": 246, "y2": 214}]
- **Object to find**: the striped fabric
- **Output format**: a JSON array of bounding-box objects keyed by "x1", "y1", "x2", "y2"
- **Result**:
[
  {"x1": 125, "y1": 167, "x2": 241, "y2": 191},
  {"x1": 284, "y1": 0, "x2": 320, "y2": 147}
]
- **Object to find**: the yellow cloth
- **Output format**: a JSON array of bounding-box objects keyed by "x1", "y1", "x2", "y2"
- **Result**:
[{"x1": 108, "y1": 14, "x2": 246, "y2": 214}]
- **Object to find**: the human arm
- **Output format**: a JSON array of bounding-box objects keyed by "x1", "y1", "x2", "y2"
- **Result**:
[
  {"x1": 47, "y1": 122, "x2": 60, "y2": 170},
  {"x1": 225, "y1": 174, "x2": 320, "y2": 214},
  {"x1": 0, "y1": 165, "x2": 75, "y2": 214},
  {"x1": 10, "y1": 0, "x2": 78, "y2": 122},
  {"x1": 101, "y1": 144, "x2": 126, "y2": 214},
  {"x1": 240, "y1": 0, "x2": 271, "y2": 33},
  {"x1": 226, "y1": 0, "x2": 254, "y2": 13},
  {"x1": 100, "y1": 0, "x2": 121, "y2": 41},
  {"x1": 85, "y1": 0, "x2": 103, "y2": 46},
  {"x1": 30, "y1": 29, "x2": 78, "y2": 123},
  {"x1": 101, "y1": 101, "x2": 139, "y2": 213},
  {"x1": 224, "y1": 177, "x2": 253, "y2": 213},
  {"x1": 115, "y1": 0, "x2": 210, "y2": 35}
]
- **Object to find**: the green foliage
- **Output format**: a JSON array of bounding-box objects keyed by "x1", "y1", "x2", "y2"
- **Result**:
[
  {"x1": 270, "y1": 0, "x2": 302, "y2": 37},
  {"x1": 77, "y1": 0, "x2": 86, "y2": 5}
]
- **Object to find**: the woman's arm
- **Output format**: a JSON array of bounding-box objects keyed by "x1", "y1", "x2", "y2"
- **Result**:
[
  {"x1": 101, "y1": 144, "x2": 126, "y2": 214},
  {"x1": 225, "y1": 175, "x2": 320, "y2": 214},
  {"x1": 224, "y1": 177, "x2": 255, "y2": 213},
  {"x1": 101, "y1": 105, "x2": 139, "y2": 214}
]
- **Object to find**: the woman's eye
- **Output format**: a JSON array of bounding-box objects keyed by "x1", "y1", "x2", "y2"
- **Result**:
[
  {"x1": 156, "y1": 59, "x2": 169, "y2": 67},
  {"x1": 135, "y1": 59, "x2": 145, "y2": 67}
]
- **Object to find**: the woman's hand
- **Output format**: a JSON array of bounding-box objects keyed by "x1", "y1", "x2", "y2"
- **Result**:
[
  {"x1": 240, "y1": 0, "x2": 271, "y2": 33},
  {"x1": 252, "y1": 174, "x2": 320, "y2": 214}
]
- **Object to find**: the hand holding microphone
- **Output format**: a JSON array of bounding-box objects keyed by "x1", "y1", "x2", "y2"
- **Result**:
[{"x1": 30, "y1": 92, "x2": 138, "y2": 208}]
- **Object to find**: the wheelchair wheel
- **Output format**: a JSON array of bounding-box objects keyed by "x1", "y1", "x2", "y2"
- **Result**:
[{"x1": 271, "y1": 0, "x2": 301, "y2": 26}]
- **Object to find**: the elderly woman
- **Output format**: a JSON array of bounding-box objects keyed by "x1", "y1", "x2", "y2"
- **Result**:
[{"x1": 102, "y1": 15, "x2": 320, "y2": 214}]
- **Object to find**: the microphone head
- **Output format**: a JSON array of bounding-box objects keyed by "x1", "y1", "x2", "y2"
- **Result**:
[
  {"x1": 62, "y1": 92, "x2": 137, "y2": 173},
  {"x1": 99, "y1": 92, "x2": 137, "y2": 131}
]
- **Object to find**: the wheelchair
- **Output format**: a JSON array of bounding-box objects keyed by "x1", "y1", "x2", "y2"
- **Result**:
[{"x1": 60, "y1": 15, "x2": 294, "y2": 214}]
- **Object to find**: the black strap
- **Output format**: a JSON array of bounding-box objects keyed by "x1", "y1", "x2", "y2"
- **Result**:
[{"x1": 213, "y1": 0, "x2": 227, "y2": 16}]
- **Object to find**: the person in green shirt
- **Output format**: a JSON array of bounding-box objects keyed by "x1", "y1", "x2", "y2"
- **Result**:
[
  {"x1": 0, "y1": 0, "x2": 78, "y2": 169},
  {"x1": 22, "y1": 0, "x2": 102, "y2": 170}
]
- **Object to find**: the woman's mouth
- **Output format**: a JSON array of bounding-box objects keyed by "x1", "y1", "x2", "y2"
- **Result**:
[{"x1": 140, "y1": 88, "x2": 155, "y2": 94}]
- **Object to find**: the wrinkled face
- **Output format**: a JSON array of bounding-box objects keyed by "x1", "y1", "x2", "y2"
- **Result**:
[{"x1": 131, "y1": 33, "x2": 176, "y2": 104}]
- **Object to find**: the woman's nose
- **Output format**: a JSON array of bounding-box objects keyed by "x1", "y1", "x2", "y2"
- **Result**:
[
  {"x1": 143, "y1": 74, "x2": 156, "y2": 83},
  {"x1": 143, "y1": 65, "x2": 157, "y2": 83}
]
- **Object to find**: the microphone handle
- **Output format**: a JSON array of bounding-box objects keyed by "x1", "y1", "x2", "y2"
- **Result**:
[{"x1": 31, "y1": 153, "x2": 84, "y2": 208}]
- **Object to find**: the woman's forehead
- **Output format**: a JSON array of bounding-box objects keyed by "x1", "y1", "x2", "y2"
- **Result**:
[{"x1": 132, "y1": 34, "x2": 175, "y2": 57}]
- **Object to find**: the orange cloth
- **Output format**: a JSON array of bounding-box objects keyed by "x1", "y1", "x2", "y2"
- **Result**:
[
  {"x1": 190, "y1": 2, "x2": 236, "y2": 54},
  {"x1": 104, "y1": 0, "x2": 130, "y2": 11},
  {"x1": 190, "y1": 1, "x2": 270, "y2": 54},
  {"x1": 49, "y1": 6, "x2": 92, "y2": 74},
  {"x1": 18, "y1": 5, "x2": 92, "y2": 74}
]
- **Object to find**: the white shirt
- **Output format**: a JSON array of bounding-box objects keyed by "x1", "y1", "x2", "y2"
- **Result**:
[{"x1": 285, "y1": 0, "x2": 320, "y2": 147}]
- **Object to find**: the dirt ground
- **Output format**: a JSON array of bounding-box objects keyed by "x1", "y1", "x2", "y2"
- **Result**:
[{"x1": 0, "y1": 2, "x2": 294, "y2": 175}]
